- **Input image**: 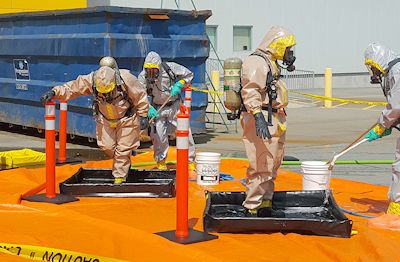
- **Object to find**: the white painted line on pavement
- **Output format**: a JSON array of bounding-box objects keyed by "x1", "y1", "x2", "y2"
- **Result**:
[
  {"x1": 362, "y1": 105, "x2": 377, "y2": 110},
  {"x1": 332, "y1": 102, "x2": 349, "y2": 108}
]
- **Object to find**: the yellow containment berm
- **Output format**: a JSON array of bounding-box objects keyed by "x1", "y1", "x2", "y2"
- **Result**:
[{"x1": 0, "y1": 148, "x2": 46, "y2": 168}]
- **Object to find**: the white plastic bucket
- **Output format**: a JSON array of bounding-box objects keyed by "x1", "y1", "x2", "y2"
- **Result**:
[
  {"x1": 195, "y1": 152, "x2": 221, "y2": 185},
  {"x1": 300, "y1": 161, "x2": 331, "y2": 191}
]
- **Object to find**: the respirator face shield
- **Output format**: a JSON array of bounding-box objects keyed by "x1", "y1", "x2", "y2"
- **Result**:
[
  {"x1": 145, "y1": 68, "x2": 160, "y2": 82},
  {"x1": 366, "y1": 65, "x2": 383, "y2": 84},
  {"x1": 95, "y1": 79, "x2": 116, "y2": 104},
  {"x1": 282, "y1": 45, "x2": 296, "y2": 72},
  {"x1": 104, "y1": 91, "x2": 115, "y2": 104}
]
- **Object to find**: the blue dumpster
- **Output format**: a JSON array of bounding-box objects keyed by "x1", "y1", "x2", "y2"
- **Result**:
[{"x1": 0, "y1": 6, "x2": 211, "y2": 137}]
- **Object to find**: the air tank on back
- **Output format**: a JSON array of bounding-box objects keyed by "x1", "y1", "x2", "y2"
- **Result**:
[{"x1": 223, "y1": 57, "x2": 243, "y2": 120}]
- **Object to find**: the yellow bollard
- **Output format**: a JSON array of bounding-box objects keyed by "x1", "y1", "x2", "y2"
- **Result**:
[
  {"x1": 211, "y1": 70, "x2": 220, "y2": 112},
  {"x1": 324, "y1": 68, "x2": 332, "y2": 108}
]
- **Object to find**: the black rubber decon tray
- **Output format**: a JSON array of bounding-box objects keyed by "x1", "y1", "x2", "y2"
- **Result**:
[
  {"x1": 203, "y1": 190, "x2": 352, "y2": 238},
  {"x1": 60, "y1": 168, "x2": 175, "y2": 198}
]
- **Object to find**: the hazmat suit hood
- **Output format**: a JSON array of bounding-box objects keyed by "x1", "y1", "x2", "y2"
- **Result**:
[
  {"x1": 99, "y1": 56, "x2": 122, "y2": 86},
  {"x1": 144, "y1": 51, "x2": 162, "y2": 69},
  {"x1": 364, "y1": 43, "x2": 398, "y2": 75},
  {"x1": 94, "y1": 66, "x2": 117, "y2": 94},
  {"x1": 257, "y1": 26, "x2": 296, "y2": 61}
]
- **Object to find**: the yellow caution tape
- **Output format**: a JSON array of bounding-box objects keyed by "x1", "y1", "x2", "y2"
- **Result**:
[
  {"x1": 0, "y1": 242, "x2": 126, "y2": 262},
  {"x1": 190, "y1": 86, "x2": 223, "y2": 95},
  {"x1": 288, "y1": 90, "x2": 388, "y2": 106},
  {"x1": 190, "y1": 86, "x2": 387, "y2": 107}
]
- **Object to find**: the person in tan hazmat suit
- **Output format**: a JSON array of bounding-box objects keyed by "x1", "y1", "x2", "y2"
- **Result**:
[
  {"x1": 240, "y1": 26, "x2": 296, "y2": 216},
  {"x1": 40, "y1": 57, "x2": 149, "y2": 184}
]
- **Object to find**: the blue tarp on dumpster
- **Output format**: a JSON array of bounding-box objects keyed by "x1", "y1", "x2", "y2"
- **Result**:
[{"x1": 0, "y1": 6, "x2": 211, "y2": 137}]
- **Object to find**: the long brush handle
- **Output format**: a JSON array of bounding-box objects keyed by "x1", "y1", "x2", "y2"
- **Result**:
[
  {"x1": 149, "y1": 95, "x2": 173, "y2": 124},
  {"x1": 328, "y1": 138, "x2": 368, "y2": 170},
  {"x1": 327, "y1": 123, "x2": 377, "y2": 170}
]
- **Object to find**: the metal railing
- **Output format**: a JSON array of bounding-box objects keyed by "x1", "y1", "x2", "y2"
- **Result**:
[
  {"x1": 204, "y1": 57, "x2": 238, "y2": 133},
  {"x1": 280, "y1": 68, "x2": 315, "y2": 90},
  {"x1": 206, "y1": 58, "x2": 224, "y2": 80},
  {"x1": 281, "y1": 68, "x2": 315, "y2": 103}
]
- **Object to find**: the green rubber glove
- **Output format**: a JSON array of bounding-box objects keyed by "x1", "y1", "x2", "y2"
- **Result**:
[
  {"x1": 147, "y1": 105, "x2": 159, "y2": 119},
  {"x1": 382, "y1": 128, "x2": 393, "y2": 137},
  {"x1": 365, "y1": 124, "x2": 392, "y2": 142},
  {"x1": 170, "y1": 80, "x2": 185, "y2": 97}
]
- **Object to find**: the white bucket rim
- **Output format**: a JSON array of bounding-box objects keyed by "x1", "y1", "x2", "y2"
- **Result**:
[
  {"x1": 196, "y1": 152, "x2": 221, "y2": 157},
  {"x1": 301, "y1": 161, "x2": 329, "y2": 167}
]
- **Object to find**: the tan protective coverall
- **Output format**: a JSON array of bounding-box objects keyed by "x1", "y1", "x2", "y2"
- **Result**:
[
  {"x1": 241, "y1": 26, "x2": 293, "y2": 209},
  {"x1": 52, "y1": 69, "x2": 149, "y2": 178}
]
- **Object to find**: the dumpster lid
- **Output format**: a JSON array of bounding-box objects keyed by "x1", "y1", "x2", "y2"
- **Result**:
[{"x1": 0, "y1": 6, "x2": 212, "y2": 20}]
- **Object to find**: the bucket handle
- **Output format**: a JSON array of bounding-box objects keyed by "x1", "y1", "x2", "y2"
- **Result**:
[{"x1": 303, "y1": 175, "x2": 328, "y2": 186}]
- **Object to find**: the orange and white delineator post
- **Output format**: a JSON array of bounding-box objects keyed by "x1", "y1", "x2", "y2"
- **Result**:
[
  {"x1": 58, "y1": 100, "x2": 67, "y2": 163},
  {"x1": 183, "y1": 84, "x2": 192, "y2": 112},
  {"x1": 175, "y1": 105, "x2": 190, "y2": 238},
  {"x1": 45, "y1": 101, "x2": 57, "y2": 198},
  {"x1": 56, "y1": 100, "x2": 81, "y2": 165},
  {"x1": 22, "y1": 101, "x2": 78, "y2": 204},
  {"x1": 155, "y1": 105, "x2": 217, "y2": 243}
]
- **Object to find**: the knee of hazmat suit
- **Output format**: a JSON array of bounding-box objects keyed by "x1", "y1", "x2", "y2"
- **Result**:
[{"x1": 240, "y1": 26, "x2": 296, "y2": 211}]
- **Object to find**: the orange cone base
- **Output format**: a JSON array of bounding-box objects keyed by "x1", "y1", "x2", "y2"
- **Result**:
[
  {"x1": 155, "y1": 229, "x2": 218, "y2": 244},
  {"x1": 368, "y1": 213, "x2": 400, "y2": 230},
  {"x1": 23, "y1": 193, "x2": 79, "y2": 205}
]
